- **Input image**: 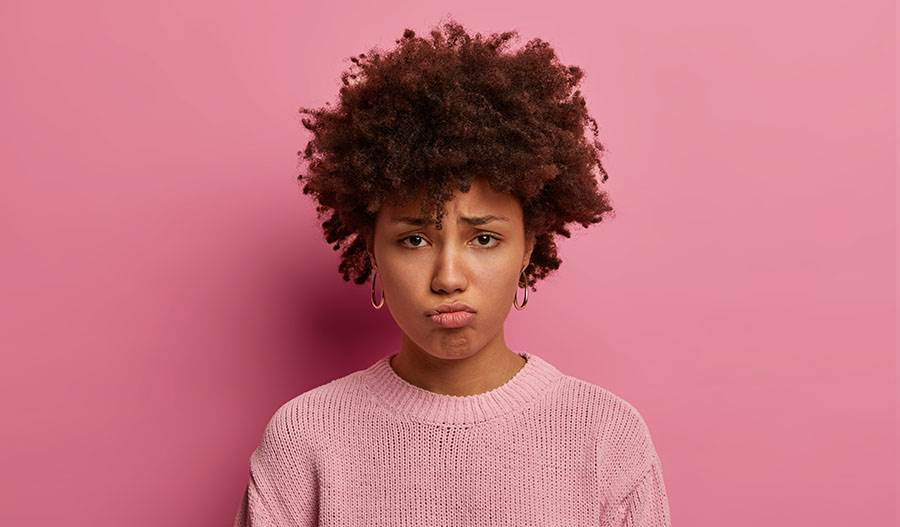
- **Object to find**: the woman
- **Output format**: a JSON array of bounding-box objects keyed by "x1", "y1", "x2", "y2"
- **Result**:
[{"x1": 235, "y1": 19, "x2": 671, "y2": 527}]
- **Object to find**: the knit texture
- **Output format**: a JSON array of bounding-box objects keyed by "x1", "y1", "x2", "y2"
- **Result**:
[{"x1": 233, "y1": 351, "x2": 671, "y2": 526}]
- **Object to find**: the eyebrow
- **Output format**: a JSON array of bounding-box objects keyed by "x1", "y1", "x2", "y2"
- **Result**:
[{"x1": 389, "y1": 214, "x2": 510, "y2": 226}]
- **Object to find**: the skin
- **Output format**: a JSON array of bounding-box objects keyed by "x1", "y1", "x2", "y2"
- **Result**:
[{"x1": 365, "y1": 177, "x2": 536, "y2": 397}]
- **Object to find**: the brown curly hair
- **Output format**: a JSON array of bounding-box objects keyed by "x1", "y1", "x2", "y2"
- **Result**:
[{"x1": 297, "y1": 18, "x2": 615, "y2": 291}]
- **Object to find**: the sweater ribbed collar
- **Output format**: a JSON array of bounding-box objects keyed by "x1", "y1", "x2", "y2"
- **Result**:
[{"x1": 361, "y1": 351, "x2": 562, "y2": 426}]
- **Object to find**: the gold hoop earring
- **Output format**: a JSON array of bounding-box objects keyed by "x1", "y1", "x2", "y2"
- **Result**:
[
  {"x1": 513, "y1": 267, "x2": 529, "y2": 310},
  {"x1": 371, "y1": 268, "x2": 385, "y2": 309}
]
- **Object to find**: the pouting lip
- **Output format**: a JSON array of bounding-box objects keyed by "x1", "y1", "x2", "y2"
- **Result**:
[{"x1": 425, "y1": 301, "x2": 477, "y2": 316}]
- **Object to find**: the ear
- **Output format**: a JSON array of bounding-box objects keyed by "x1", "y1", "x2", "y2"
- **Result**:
[
  {"x1": 365, "y1": 228, "x2": 377, "y2": 269},
  {"x1": 521, "y1": 231, "x2": 535, "y2": 273}
]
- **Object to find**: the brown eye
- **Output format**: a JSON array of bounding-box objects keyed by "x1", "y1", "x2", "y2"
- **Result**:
[
  {"x1": 474, "y1": 234, "x2": 501, "y2": 248},
  {"x1": 399, "y1": 233, "x2": 501, "y2": 249},
  {"x1": 399, "y1": 235, "x2": 426, "y2": 248}
]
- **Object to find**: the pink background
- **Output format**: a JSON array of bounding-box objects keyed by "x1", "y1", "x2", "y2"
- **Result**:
[{"x1": 1, "y1": 1, "x2": 896, "y2": 525}]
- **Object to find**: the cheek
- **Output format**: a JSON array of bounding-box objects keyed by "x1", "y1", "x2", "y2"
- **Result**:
[
  {"x1": 473, "y1": 273, "x2": 518, "y2": 322},
  {"x1": 380, "y1": 261, "x2": 420, "y2": 297},
  {"x1": 378, "y1": 264, "x2": 425, "y2": 325},
  {"x1": 472, "y1": 255, "x2": 522, "y2": 292}
]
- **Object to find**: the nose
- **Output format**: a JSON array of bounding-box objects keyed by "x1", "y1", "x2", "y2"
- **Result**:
[{"x1": 430, "y1": 244, "x2": 468, "y2": 295}]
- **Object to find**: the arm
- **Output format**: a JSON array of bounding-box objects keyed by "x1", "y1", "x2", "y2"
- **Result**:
[
  {"x1": 233, "y1": 400, "x2": 320, "y2": 527},
  {"x1": 233, "y1": 467, "x2": 279, "y2": 527},
  {"x1": 592, "y1": 390, "x2": 672, "y2": 527},
  {"x1": 602, "y1": 459, "x2": 671, "y2": 527}
]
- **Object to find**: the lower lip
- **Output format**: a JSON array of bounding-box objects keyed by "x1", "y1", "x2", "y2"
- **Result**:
[{"x1": 429, "y1": 311, "x2": 475, "y2": 328}]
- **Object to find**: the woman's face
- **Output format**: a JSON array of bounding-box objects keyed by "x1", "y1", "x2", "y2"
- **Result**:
[{"x1": 367, "y1": 178, "x2": 535, "y2": 361}]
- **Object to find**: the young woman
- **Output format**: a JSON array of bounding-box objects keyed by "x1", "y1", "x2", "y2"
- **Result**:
[{"x1": 234, "y1": 19, "x2": 671, "y2": 527}]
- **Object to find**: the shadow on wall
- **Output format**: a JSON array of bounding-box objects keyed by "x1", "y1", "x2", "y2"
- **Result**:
[{"x1": 260, "y1": 240, "x2": 399, "y2": 388}]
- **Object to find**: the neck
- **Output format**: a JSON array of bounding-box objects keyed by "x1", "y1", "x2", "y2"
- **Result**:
[{"x1": 391, "y1": 332, "x2": 527, "y2": 397}]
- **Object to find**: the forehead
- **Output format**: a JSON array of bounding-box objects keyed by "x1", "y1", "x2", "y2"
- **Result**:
[{"x1": 381, "y1": 178, "x2": 521, "y2": 219}]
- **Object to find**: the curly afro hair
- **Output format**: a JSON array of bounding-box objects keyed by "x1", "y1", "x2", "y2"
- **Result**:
[{"x1": 297, "y1": 19, "x2": 615, "y2": 291}]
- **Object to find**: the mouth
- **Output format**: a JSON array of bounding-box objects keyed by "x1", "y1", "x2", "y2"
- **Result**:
[
  {"x1": 425, "y1": 301, "x2": 477, "y2": 317},
  {"x1": 428, "y1": 310, "x2": 476, "y2": 329}
]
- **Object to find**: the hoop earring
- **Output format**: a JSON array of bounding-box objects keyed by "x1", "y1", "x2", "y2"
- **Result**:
[
  {"x1": 513, "y1": 268, "x2": 529, "y2": 310},
  {"x1": 371, "y1": 268, "x2": 385, "y2": 309}
]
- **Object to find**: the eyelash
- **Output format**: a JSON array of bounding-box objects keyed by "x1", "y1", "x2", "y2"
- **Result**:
[{"x1": 398, "y1": 233, "x2": 502, "y2": 250}]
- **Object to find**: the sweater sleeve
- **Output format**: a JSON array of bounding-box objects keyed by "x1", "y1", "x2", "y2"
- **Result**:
[
  {"x1": 594, "y1": 391, "x2": 672, "y2": 527},
  {"x1": 233, "y1": 400, "x2": 320, "y2": 527},
  {"x1": 607, "y1": 459, "x2": 671, "y2": 527},
  {"x1": 233, "y1": 466, "x2": 278, "y2": 527}
]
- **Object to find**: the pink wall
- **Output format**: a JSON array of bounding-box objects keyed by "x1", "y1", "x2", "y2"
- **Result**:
[{"x1": 1, "y1": 1, "x2": 895, "y2": 525}]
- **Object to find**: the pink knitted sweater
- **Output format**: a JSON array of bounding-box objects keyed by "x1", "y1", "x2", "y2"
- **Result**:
[{"x1": 234, "y1": 351, "x2": 671, "y2": 526}]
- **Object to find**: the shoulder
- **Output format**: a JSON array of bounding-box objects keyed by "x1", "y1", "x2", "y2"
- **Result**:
[
  {"x1": 556, "y1": 374, "x2": 662, "y2": 469},
  {"x1": 256, "y1": 368, "x2": 370, "y2": 456},
  {"x1": 557, "y1": 374, "x2": 657, "y2": 433},
  {"x1": 276, "y1": 369, "x2": 366, "y2": 417},
  {"x1": 555, "y1": 374, "x2": 664, "y2": 504}
]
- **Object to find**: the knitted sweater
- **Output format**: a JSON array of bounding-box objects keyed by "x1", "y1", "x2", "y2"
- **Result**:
[{"x1": 233, "y1": 351, "x2": 671, "y2": 526}]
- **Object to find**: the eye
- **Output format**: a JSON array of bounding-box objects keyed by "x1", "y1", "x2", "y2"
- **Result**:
[
  {"x1": 397, "y1": 233, "x2": 502, "y2": 249},
  {"x1": 399, "y1": 234, "x2": 427, "y2": 248},
  {"x1": 473, "y1": 233, "x2": 501, "y2": 248}
]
